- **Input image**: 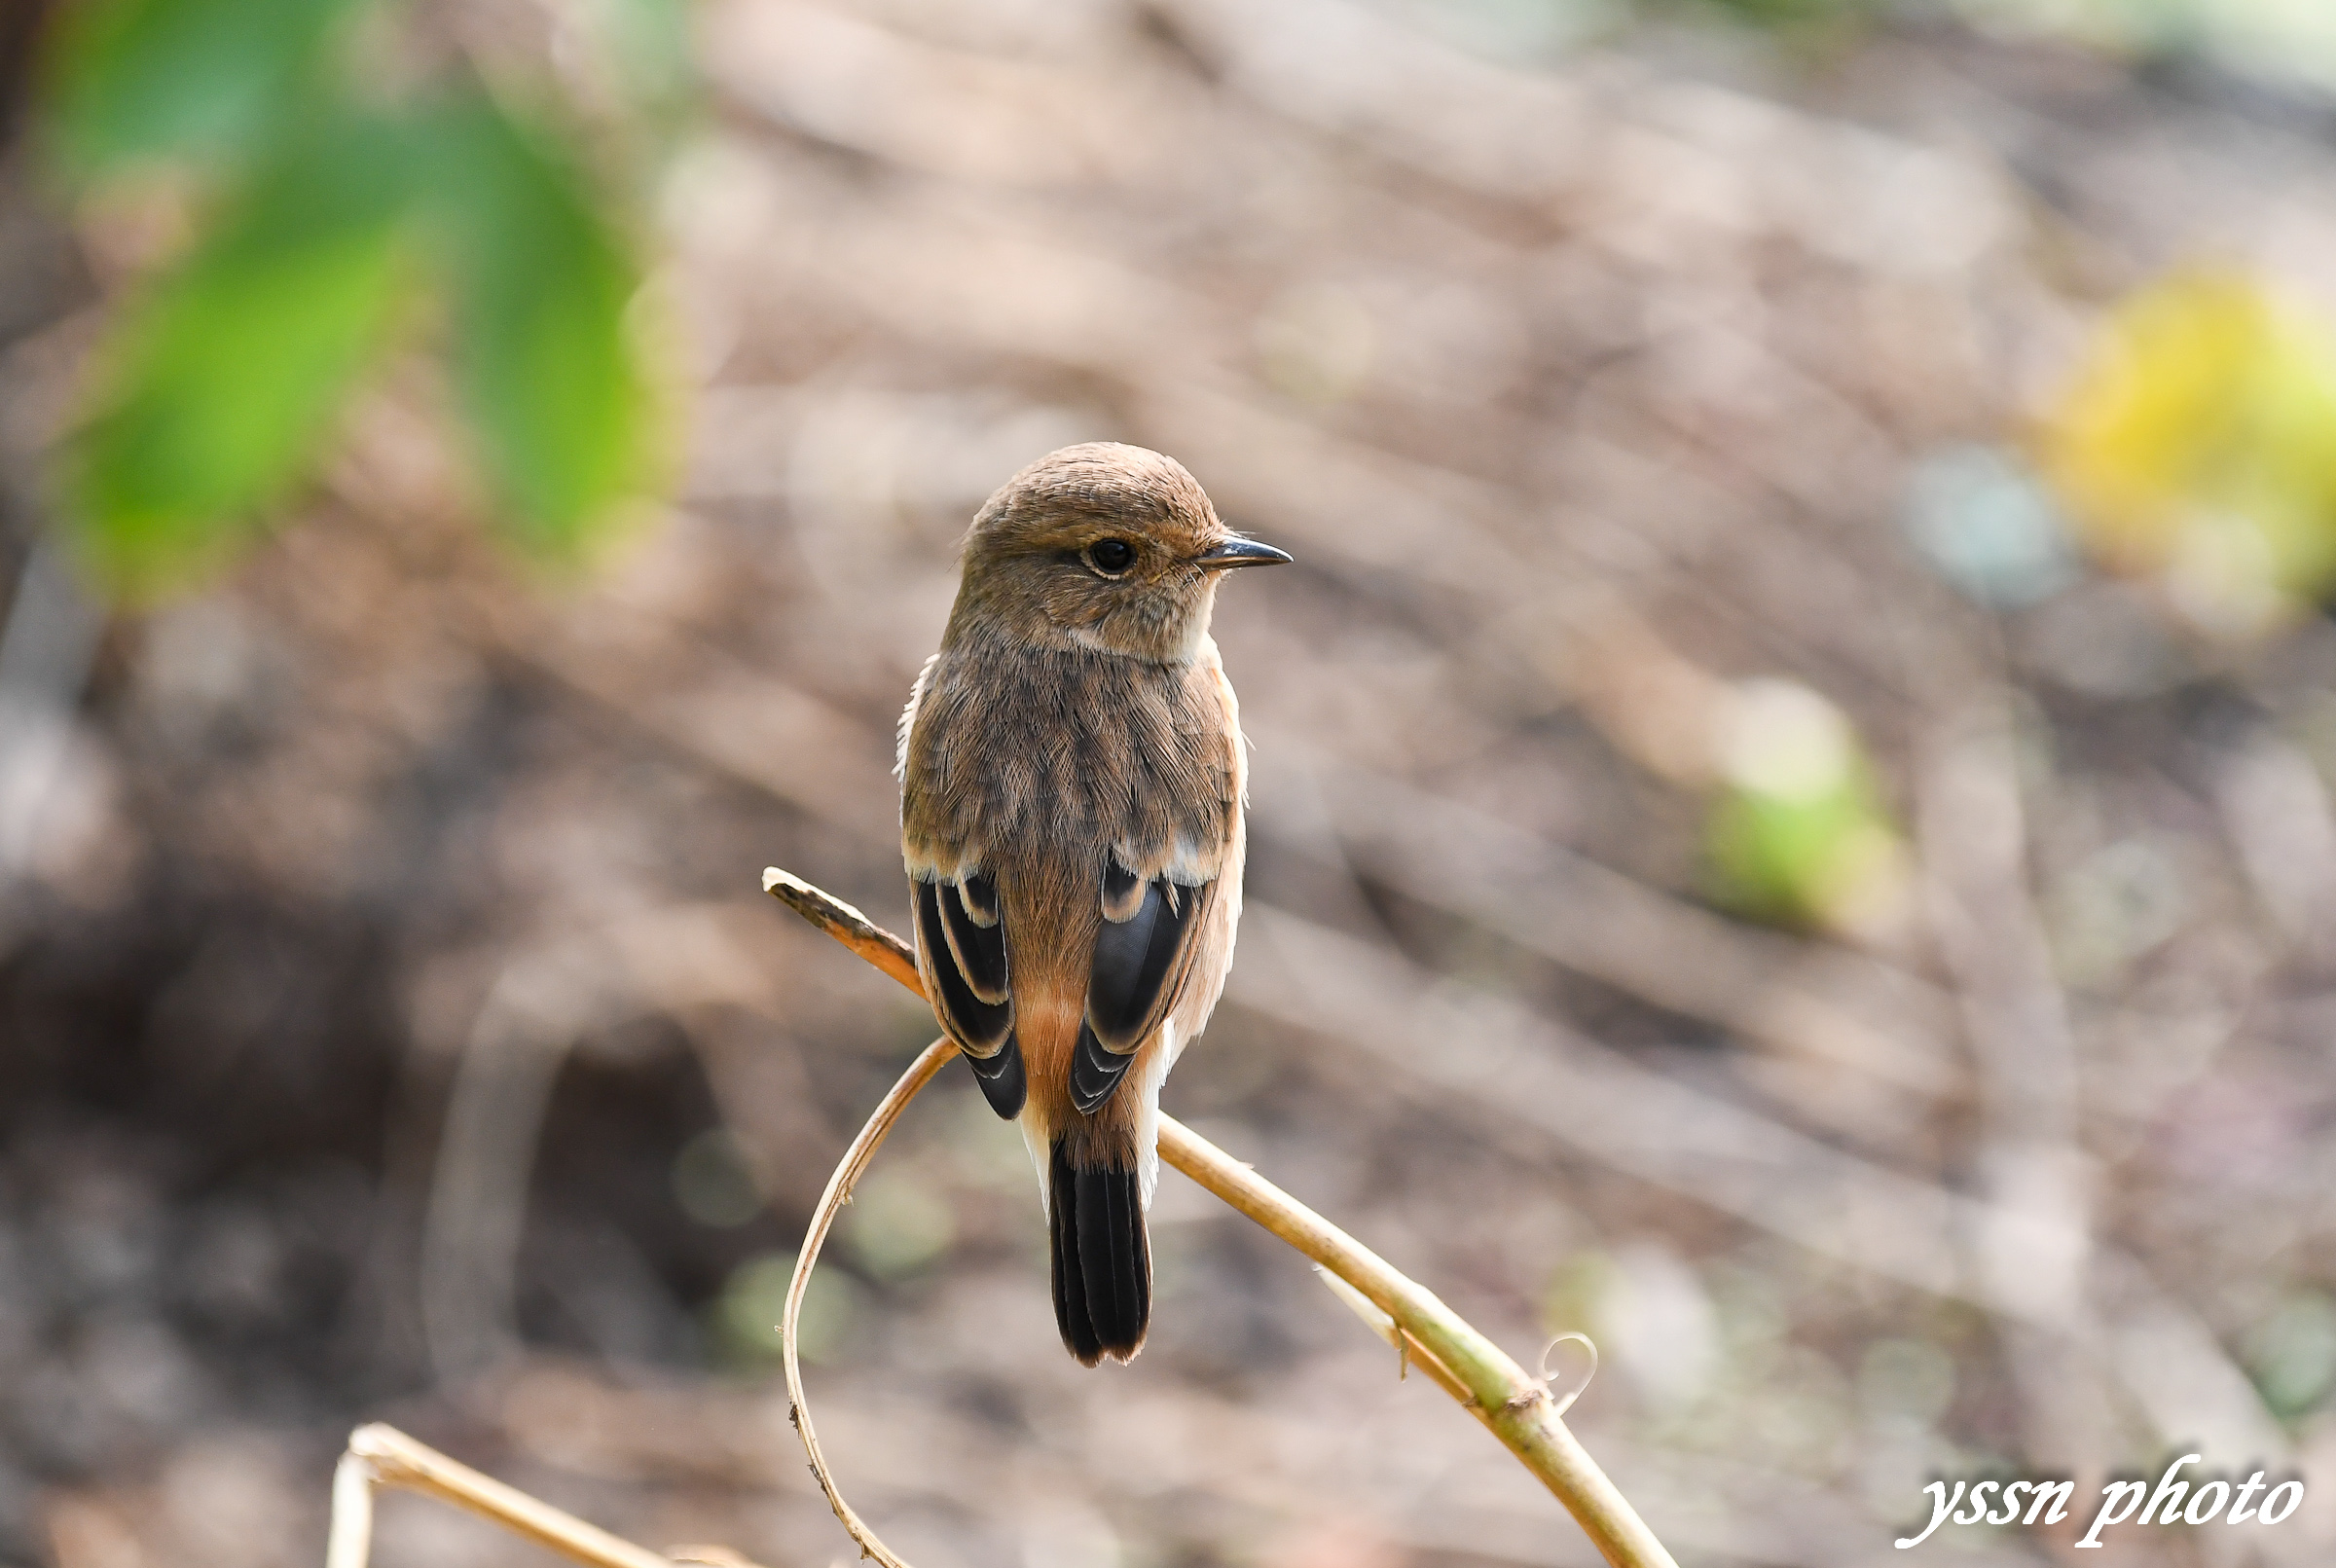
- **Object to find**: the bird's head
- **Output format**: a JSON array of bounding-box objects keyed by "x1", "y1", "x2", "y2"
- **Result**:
[{"x1": 948, "y1": 443, "x2": 1290, "y2": 662}]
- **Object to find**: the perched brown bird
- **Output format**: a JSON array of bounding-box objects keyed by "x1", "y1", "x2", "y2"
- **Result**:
[{"x1": 897, "y1": 443, "x2": 1288, "y2": 1365}]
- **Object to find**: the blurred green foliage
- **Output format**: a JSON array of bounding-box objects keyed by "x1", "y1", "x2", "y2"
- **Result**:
[
  {"x1": 2245, "y1": 1291, "x2": 2336, "y2": 1422},
  {"x1": 712, "y1": 1251, "x2": 859, "y2": 1370},
  {"x1": 1703, "y1": 680, "x2": 1908, "y2": 938},
  {"x1": 425, "y1": 98, "x2": 658, "y2": 561},
  {"x1": 44, "y1": 0, "x2": 367, "y2": 175},
  {"x1": 64, "y1": 113, "x2": 414, "y2": 587},
  {"x1": 37, "y1": 0, "x2": 673, "y2": 599},
  {"x1": 1707, "y1": 774, "x2": 1890, "y2": 929},
  {"x1": 1431, "y1": 0, "x2": 2336, "y2": 92},
  {"x1": 839, "y1": 1166, "x2": 958, "y2": 1281},
  {"x1": 1671, "y1": 0, "x2": 1874, "y2": 34}
]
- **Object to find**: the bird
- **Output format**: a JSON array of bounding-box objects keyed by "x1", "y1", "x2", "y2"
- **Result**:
[{"x1": 895, "y1": 442, "x2": 1289, "y2": 1366}]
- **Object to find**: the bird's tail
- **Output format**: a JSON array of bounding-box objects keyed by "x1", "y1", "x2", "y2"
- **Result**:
[{"x1": 1048, "y1": 1134, "x2": 1150, "y2": 1365}]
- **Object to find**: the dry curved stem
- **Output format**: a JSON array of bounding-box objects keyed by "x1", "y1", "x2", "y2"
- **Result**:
[
  {"x1": 764, "y1": 868, "x2": 1679, "y2": 1568},
  {"x1": 780, "y1": 1032, "x2": 957, "y2": 1568}
]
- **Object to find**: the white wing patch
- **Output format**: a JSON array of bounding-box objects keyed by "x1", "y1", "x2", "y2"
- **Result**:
[{"x1": 1114, "y1": 833, "x2": 1220, "y2": 890}]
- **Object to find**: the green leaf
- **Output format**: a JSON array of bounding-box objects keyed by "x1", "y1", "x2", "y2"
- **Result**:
[
  {"x1": 423, "y1": 95, "x2": 654, "y2": 559},
  {"x1": 63, "y1": 113, "x2": 415, "y2": 596},
  {"x1": 40, "y1": 0, "x2": 364, "y2": 176}
]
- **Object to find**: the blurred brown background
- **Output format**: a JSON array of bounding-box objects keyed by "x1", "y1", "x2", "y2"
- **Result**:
[{"x1": 5, "y1": 1, "x2": 2336, "y2": 1565}]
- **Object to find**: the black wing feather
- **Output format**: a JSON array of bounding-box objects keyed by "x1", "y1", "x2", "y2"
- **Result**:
[
  {"x1": 939, "y1": 880, "x2": 1009, "y2": 1003},
  {"x1": 917, "y1": 878, "x2": 1021, "y2": 1117},
  {"x1": 964, "y1": 1029, "x2": 1027, "y2": 1118},
  {"x1": 917, "y1": 879, "x2": 1010, "y2": 1054},
  {"x1": 1071, "y1": 1020, "x2": 1134, "y2": 1114},
  {"x1": 1086, "y1": 876, "x2": 1200, "y2": 1054},
  {"x1": 1100, "y1": 857, "x2": 1144, "y2": 923},
  {"x1": 958, "y1": 870, "x2": 1001, "y2": 927}
]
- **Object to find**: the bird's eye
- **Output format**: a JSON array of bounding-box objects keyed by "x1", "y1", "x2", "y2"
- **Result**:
[{"x1": 1084, "y1": 538, "x2": 1136, "y2": 576}]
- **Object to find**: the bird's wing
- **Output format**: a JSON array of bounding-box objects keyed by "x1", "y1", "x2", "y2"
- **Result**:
[
  {"x1": 1067, "y1": 653, "x2": 1243, "y2": 1113},
  {"x1": 915, "y1": 873, "x2": 1011, "y2": 1041},
  {"x1": 1070, "y1": 866, "x2": 1218, "y2": 1114},
  {"x1": 901, "y1": 655, "x2": 1026, "y2": 1116},
  {"x1": 1086, "y1": 863, "x2": 1213, "y2": 1052},
  {"x1": 914, "y1": 872, "x2": 1026, "y2": 1116}
]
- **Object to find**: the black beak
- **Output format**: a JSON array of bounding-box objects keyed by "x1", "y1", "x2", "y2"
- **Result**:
[{"x1": 1195, "y1": 536, "x2": 1293, "y2": 570}]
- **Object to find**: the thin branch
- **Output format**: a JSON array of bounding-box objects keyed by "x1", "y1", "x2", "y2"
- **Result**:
[
  {"x1": 1314, "y1": 1265, "x2": 1473, "y2": 1404},
  {"x1": 325, "y1": 1446, "x2": 375, "y2": 1568},
  {"x1": 324, "y1": 1423, "x2": 773, "y2": 1568},
  {"x1": 764, "y1": 867, "x2": 1679, "y2": 1568},
  {"x1": 1154, "y1": 1106, "x2": 1665, "y2": 1568},
  {"x1": 763, "y1": 869, "x2": 922, "y2": 993}
]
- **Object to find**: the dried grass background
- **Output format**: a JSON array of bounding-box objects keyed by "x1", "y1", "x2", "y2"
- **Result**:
[{"x1": 4, "y1": 2, "x2": 2336, "y2": 1565}]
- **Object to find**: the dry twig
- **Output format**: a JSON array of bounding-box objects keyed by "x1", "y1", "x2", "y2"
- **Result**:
[
  {"x1": 323, "y1": 1422, "x2": 772, "y2": 1568},
  {"x1": 762, "y1": 867, "x2": 1679, "y2": 1568}
]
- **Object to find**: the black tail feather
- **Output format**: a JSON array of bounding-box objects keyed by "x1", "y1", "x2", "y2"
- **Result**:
[
  {"x1": 1048, "y1": 1137, "x2": 1150, "y2": 1365},
  {"x1": 1049, "y1": 1140, "x2": 1102, "y2": 1365}
]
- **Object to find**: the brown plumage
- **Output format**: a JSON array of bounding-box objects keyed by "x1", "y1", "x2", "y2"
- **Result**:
[{"x1": 896, "y1": 442, "x2": 1287, "y2": 1365}]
